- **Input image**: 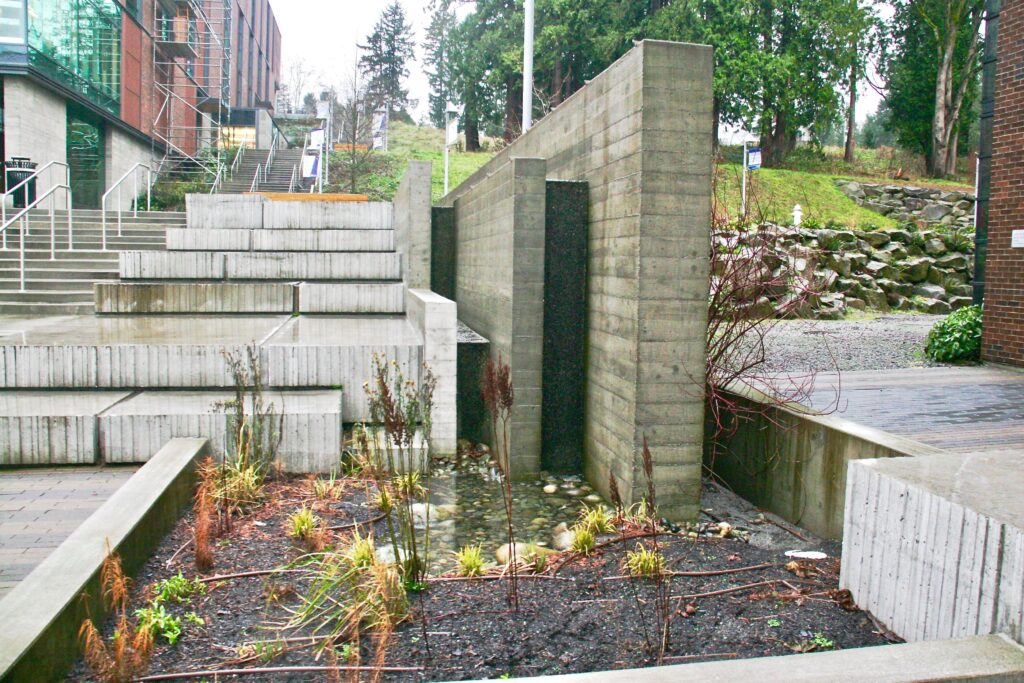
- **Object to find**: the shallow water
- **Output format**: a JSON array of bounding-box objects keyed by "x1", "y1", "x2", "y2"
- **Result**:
[{"x1": 412, "y1": 462, "x2": 606, "y2": 573}]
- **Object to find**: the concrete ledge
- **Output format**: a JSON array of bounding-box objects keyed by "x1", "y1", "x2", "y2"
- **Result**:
[
  {"x1": 99, "y1": 390, "x2": 343, "y2": 472},
  {"x1": 407, "y1": 289, "x2": 457, "y2": 454},
  {"x1": 842, "y1": 450, "x2": 1024, "y2": 644},
  {"x1": 186, "y1": 194, "x2": 263, "y2": 230},
  {"x1": 166, "y1": 228, "x2": 253, "y2": 251},
  {"x1": 0, "y1": 438, "x2": 207, "y2": 682},
  {"x1": 495, "y1": 635, "x2": 1024, "y2": 683},
  {"x1": 298, "y1": 283, "x2": 406, "y2": 314},
  {"x1": 94, "y1": 282, "x2": 296, "y2": 314},
  {"x1": 224, "y1": 252, "x2": 402, "y2": 280},
  {"x1": 263, "y1": 201, "x2": 393, "y2": 230},
  {"x1": 0, "y1": 391, "x2": 131, "y2": 465},
  {"x1": 121, "y1": 251, "x2": 225, "y2": 280},
  {"x1": 166, "y1": 228, "x2": 395, "y2": 253},
  {"x1": 707, "y1": 384, "x2": 944, "y2": 539},
  {"x1": 394, "y1": 161, "x2": 433, "y2": 289}
]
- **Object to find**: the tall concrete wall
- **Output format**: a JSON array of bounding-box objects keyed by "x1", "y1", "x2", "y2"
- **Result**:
[
  {"x1": 394, "y1": 161, "x2": 433, "y2": 289},
  {"x1": 442, "y1": 41, "x2": 714, "y2": 518},
  {"x1": 3, "y1": 77, "x2": 67, "y2": 195},
  {"x1": 452, "y1": 158, "x2": 548, "y2": 473},
  {"x1": 105, "y1": 128, "x2": 153, "y2": 199}
]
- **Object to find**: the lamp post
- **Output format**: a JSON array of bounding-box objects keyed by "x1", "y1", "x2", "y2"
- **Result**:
[
  {"x1": 523, "y1": 0, "x2": 534, "y2": 133},
  {"x1": 444, "y1": 102, "x2": 460, "y2": 196}
]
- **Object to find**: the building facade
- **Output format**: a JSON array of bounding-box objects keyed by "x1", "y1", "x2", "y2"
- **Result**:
[
  {"x1": 980, "y1": 0, "x2": 1024, "y2": 367},
  {"x1": 0, "y1": 0, "x2": 281, "y2": 208}
]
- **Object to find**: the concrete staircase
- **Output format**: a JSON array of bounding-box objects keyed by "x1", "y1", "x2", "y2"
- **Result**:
[
  {"x1": 0, "y1": 209, "x2": 183, "y2": 315},
  {"x1": 219, "y1": 148, "x2": 305, "y2": 194},
  {"x1": 0, "y1": 188, "x2": 456, "y2": 472}
]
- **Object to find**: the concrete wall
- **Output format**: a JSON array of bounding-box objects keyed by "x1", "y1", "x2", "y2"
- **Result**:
[
  {"x1": 407, "y1": 289, "x2": 458, "y2": 455},
  {"x1": 3, "y1": 77, "x2": 66, "y2": 195},
  {"x1": 105, "y1": 127, "x2": 153, "y2": 199},
  {"x1": 394, "y1": 161, "x2": 433, "y2": 289},
  {"x1": 708, "y1": 386, "x2": 944, "y2": 539},
  {"x1": 452, "y1": 157, "x2": 547, "y2": 473},
  {"x1": 442, "y1": 41, "x2": 713, "y2": 518}
]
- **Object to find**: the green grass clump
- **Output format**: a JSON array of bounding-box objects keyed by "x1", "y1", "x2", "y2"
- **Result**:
[
  {"x1": 624, "y1": 543, "x2": 666, "y2": 578},
  {"x1": 455, "y1": 545, "x2": 486, "y2": 577},
  {"x1": 154, "y1": 571, "x2": 206, "y2": 604},
  {"x1": 925, "y1": 305, "x2": 983, "y2": 363},
  {"x1": 578, "y1": 505, "x2": 616, "y2": 535},
  {"x1": 571, "y1": 526, "x2": 596, "y2": 555},
  {"x1": 288, "y1": 506, "x2": 321, "y2": 544},
  {"x1": 134, "y1": 603, "x2": 182, "y2": 645}
]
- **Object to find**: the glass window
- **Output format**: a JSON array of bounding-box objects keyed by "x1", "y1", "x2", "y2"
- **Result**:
[{"x1": 27, "y1": 0, "x2": 122, "y2": 114}]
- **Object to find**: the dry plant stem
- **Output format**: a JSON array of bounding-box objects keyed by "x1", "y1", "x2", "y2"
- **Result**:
[
  {"x1": 482, "y1": 354, "x2": 518, "y2": 611},
  {"x1": 197, "y1": 568, "x2": 304, "y2": 584},
  {"x1": 328, "y1": 512, "x2": 388, "y2": 531},
  {"x1": 609, "y1": 472, "x2": 652, "y2": 652},
  {"x1": 134, "y1": 665, "x2": 424, "y2": 681},
  {"x1": 671, "y1": 579, "x2": 786, "y2": 601},
  {"x1": 601, "y1": 563, "x2": 777, "y2": 581},
  {"x1": 427, "y1": 574, "x2": 574, "y2": 583}
]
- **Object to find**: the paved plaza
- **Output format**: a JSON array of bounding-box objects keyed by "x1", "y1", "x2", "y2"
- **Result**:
[{"x1": 0, "y1": 467, "x2": 137, "y2": 600}]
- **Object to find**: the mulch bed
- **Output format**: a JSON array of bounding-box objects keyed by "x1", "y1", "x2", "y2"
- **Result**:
[{"x1": 68, "y1": 476, "x2": 895, "y2": 682}]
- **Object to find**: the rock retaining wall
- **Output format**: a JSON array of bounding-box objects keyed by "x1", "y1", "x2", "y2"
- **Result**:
[
  {"x1": 724, "y1": 222, "x2": 976, "y2": 319},
  {"x1": 835, "y1": 180, "x2": 976, "y2": 228}
]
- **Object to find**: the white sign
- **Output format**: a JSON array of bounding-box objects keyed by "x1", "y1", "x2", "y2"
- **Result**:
[
  {"x1": 747, "y1": 148, "x2": 762, "y2": 171},
  {"x1": 309, "y1": 128, "x2": 325, "y2": 150},
  {"x1": 301, "y1": 153, "x2": 318, "y2": 179},
  {"x1": 1012, "y1": 230, "x2": 1024, "y2": 249},
  {"x1": 372, "y1": 110, "x2": 389, "y2": 151}
]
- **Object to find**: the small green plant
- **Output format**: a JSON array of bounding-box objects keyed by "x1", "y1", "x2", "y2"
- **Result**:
[
  {"x1": 812, "y1": 633, "x2": 835, "y2": 649},
  {"x1": 155, "y1": 571, "x2": 206, "y2": 604},
  {"x1": 312, "y1": 473, "x2": 342, "y2": 500},
  {"x1": 571, "y1": 525, "x2": 596, "y2": 555},
  {"x1": 523, "y1": 544, "x2": 549, "y2": 573},
  {"x1": 943, "y1": 228, "x2": 974, "y2": 253},
  {"x1": 288, "y1": 506, "x2": 322, "y2": 544},
  {"x1": 624, "y1": 543, "x2": 666, "y2": 578},
  {"x1": 135, "y1": 603, "x2": 182, "y2": 645},
  {"x1": 394, "y1": 471, "x2": 426, "y2": 500},
  {"x1": 925, "y1": 305, "x2": 983, "y2": 362},
  {"x1": 345, "y1": 528, "x2": 378, "y2": 570},
  {"x1": 578, "y1": 505, "x2": 616, "y2": 535},
  {"x1": 184, "y1": 612, "x2": 205, "y2": 627},
  {"x1": 455, "y1": 544, "x2": 486, "y2": 577},
  {"x1": 767, "y1": 618, "x2": 782, "y2": 628},
  {"x1": 816, "y1": 231, "x2": 844, "y2": 252}
]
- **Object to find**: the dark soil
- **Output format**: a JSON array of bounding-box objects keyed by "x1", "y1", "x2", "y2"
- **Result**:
[{"x1": 68, "y1": 476, "x2": 894, "y2": 682}]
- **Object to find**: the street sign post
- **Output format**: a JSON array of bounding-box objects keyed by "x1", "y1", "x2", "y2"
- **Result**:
[{"x1": 741, "y1": 141, "x2": 761, "y2": 218}]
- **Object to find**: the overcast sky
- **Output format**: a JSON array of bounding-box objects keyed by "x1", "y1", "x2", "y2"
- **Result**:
[{"x1": 269, "y1": 0, "x2": 882, "y2": 133}]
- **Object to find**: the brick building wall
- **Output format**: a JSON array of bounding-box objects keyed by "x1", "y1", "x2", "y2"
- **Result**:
[{"x1": 983, "y1": 0, "x2": 1024, "y2": 366}]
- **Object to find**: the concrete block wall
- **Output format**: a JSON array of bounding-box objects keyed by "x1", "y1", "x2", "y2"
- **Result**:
[
  {"x1": 407, "y1": 289, "x2": 458, "y2": 455},
  {"x1": 442, "y1": 41, "x2": 713, "y2": 517},
  {"x1": 3, "y1": 77, "x2": 67, "y2": 195},
  {"x1": 186, "y1": 194, "x2": 264, "y2": 230},
  {"x1": 105, "y1": 127, "x2": 153, "y2": 197},
  {"x1": 395, "y1": 161, "x2": 433, "y2": 289},
  {"x1": 452, "y1": 158, "x2": 547, "y2": 473},
  {"x1": 842, "y1": 450, "x2": 1024, "y2": 644}
]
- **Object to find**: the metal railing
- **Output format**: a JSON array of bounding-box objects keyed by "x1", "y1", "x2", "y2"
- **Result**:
[
  {"x1": 250, "y1": 164, "x2": 262, "y2": 193},
  {"x1": 210, "y1": 164, "x2": 226, "y2": 194},
  {"x1": 101, "y1": 163, "x2": 153, "y2": 251},
  {"x1": 0, "y1": 184, "x2": 73, "y2": 291},
  {"x1": 1, "y1": 161, "x2": 71, "y2": 228},
  {"x1": 288, "y1": 164, "x2": 298, "y2": 193},
  {"x1": 231, "y1": 147, "x2": 246, "y2": 177},
  {"x1": 264, "y1": 128, "x2": 281, "y2": 183}
]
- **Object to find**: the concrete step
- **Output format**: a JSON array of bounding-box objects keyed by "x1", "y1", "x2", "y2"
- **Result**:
[
  {"x1": 166, "y1": 228, "x2": 395, "y2": 252},
  {"x1": 94, "y1": 282, "x2": 407, "y2": 314},
  {"x1": 0, "y1": 278, "x2": 107, "y2": 291},
  {"x1": 0, "y1": 315, "x2": 425, "y2": 422},
  {"x1": 120, "y1": 251, "x2": 403, "y2": 281},
  {"x1": 0, "y1": 290, "x2": 93, "y2": 303},
  {"x1": 0, "y1": 302, "x2": 93, "y2": 315},
  {"x1": 0, "y1": 389, "x2": 344, "y2": 471}
]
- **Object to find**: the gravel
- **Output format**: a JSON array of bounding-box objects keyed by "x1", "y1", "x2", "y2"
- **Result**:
[{"x1": 758, "y1": 313, "x2": 948, "y2": 374}]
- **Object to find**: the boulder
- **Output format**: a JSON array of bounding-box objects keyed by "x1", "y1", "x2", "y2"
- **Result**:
[
  {"x1": 955, "y1": 199, "x2": 973, "y2": 212},
  {"x1": 903, "y1": 186, "x2": 928, "y2": 198},
  {"x1": 949, "y1": 296, "x2": 974, "y2": 311},
  {"x1": 881, "y1": 228, "x2": 914, "y2": 244},
  {"x1": 847, "y1": 252, "x2": 870, "y2": 270},
  {"x1": 915, "y1": 297, "x2": 951, "y2": 315},
  {"x1": 953, "y1": 284, "x2": 975, "y2": 298},
  {"x1": 864, "y1": 201, "x2": 893, "y2": 216},
  {"x1": 913, "y1": 283, "x2": 947, "y2": 300},
  {"x1": 496, "y1": 542, "x2": 557, "y2": 565},
  {"x1": 846, "y1": 297, "x2": 867, "y2": 311},
  {"x1": 823, "y1": 253, "x2": 852, "y2": 276},
  {"x1": 815, "y1": 268, "x2": 839, "y2": 290},
  {"x1": 862, "y1": 184, "x2": 884, "y2": 198},
  {"x1": 937, "y1": 253, "x2": 970, "y2": 271},
  {"x1": 860, "y1": 287, "x2": 890, "y2": 310},
  {"x1": 880, "y1": 243, "x2": 910, "y2": 261},
  {"x1": 856, "y1": 231, "x2": 891, "y2": 248},
  {"x1": 904, "y1": 198, "x2": 927, "y2": 212},
  {"x1": 901, "y1": 257, "x2": 933, "y2": 284},
  {"x1": 836, "y1": 277, "x2": 859, "y2": 294},
  {"x1": 921, "y1": 203, "x2": 953, "y2": 222},
  {"x1": 940, "y1": 191, "x2": 966, "y2": 203},
  {"x1": 877, "y1": 279, "x2": 914, "y2": 297},
  {"x1": 924, "y1": 238, "x2": 948, "y2": 256},
  {"x1": 844, "y1": 181, "x2": 865, "y2": 199},
  {"x1": 864, "y1": 260, "x2": 895, "y2": 280},
  {"x1": 889, "y1": 294, "x2": 914, "y2": 311}
]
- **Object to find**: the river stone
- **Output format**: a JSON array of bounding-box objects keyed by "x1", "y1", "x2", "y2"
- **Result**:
[
  {"x1": 495, "y1": 542, "x2": 556, "y2": 565},
  {"x1": 552, "y1": 523, "x2": 575, "y2": 551},
  {"x1": 543, "y1": 484, "x2": 558, "y2": 494},
  {"x1": 565, "y1": 488, "x2": 583, "y2": 497},
  {"x1": 901, "y1": 257, "x2": 932, "y2": 283},
  {"x1": 584, "y1": 494, "x2": 603, "y2": 504}
]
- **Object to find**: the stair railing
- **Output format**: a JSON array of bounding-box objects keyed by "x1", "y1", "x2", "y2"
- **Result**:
[
  {"x1": 1, "y1": 161, "x2": 71, "y2": 230},
  {"x1": 210, "y1": 164, "x2": 226, "y2": 194},
  {"x1": 230, "y1": 147, "x2": 245, "y2": 177},
  {"x1": 250, "y1": 164, "x2": 262, "y2": 193},
  {"x1": 288, "y1": 164, "x2": 297, "y2": 193},
  {"x1": 101, "y1": 163, "x2": 153, "y2": 251},
  {"x1": 0, "y1": 184, "x2": 73, "y2": 291},
  {"x1": 264, "y1": 128, "x2": 281, "y2": 184}
]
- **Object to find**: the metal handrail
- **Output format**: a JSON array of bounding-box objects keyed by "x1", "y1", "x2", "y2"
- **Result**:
[
  {"x1": 264, "y1": 128, "x2": 281, "y2": 183},
  {"x1": 288, "y1": 164, "x2": 297, "y2": 193},
  {"x1": 101, "y1": 163, "x2": 152, "y2": 251},
  {"x1": 0, "y1": 184, "x2": 73, "y2": 291},
  {"x1": 250, "y1": 164, "x2": 262, "y2": 193},
  {"x1": 230, "y1": 147, "x2": 245, "y2": 177},
  {"x1": 1, "y1": 161, "x2": 71, "y2": 227},
  {"x1": 210, "y1": 164, "x2": 225, "y2": 194}
]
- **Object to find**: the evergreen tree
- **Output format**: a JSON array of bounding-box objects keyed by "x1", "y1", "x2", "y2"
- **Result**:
[
  {"x1": 359, "y1": 2, "x2": 417, "y2": 116},
  {"x1": 424, "y1": 0, "x2": 458, "y2": 129}
]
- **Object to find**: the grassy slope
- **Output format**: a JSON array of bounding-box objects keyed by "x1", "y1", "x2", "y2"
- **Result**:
[{"x1": 387, "y1": 122, "x2": 495, "y2": 202}]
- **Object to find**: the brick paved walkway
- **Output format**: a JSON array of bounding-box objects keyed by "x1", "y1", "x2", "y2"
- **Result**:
[
  {"x1": 807, "y1": 366, "x2": 1024, "y2": 452},
  {"x1": 0, "y1": 467, "x2": 137, "y2": 601}
]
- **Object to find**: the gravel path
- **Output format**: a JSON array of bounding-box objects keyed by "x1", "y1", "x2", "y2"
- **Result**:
[{"x1": 759, "y1": 313, "x2": 948, "y2": 374}]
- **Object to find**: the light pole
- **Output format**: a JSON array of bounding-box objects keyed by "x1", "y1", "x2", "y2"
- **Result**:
[
  {"x1": 444, "y1": 102, "x2": 460, "y2": 196},
  {"x1": 523, "y1": 0, "x2": 534, "y2": 133}
]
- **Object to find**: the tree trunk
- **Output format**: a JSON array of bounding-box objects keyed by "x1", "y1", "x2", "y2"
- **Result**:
[
  {"x1": 844, "y1": 63, "x2": 857, "y2": 164},
  {"x1": 504, "y1": 77, "x2": 522, "y2": 142},
  {"x1": 929, "y1": 28, "x2": 958, "y2": 178},
  {"x1": 946, "y1": 126, "x2": 960, "y2": 177},
  {"x1": 712, "y1": 96, "x2": 721, "y2": 153},
  {"x1": 552, "y1": 57, "x2": 563, "y2": 107},
  {"x1": 465, "y1": 114, "x2": 481, "y2": 152}
]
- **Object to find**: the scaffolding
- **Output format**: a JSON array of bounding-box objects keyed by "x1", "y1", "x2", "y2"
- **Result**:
[{"x1": 150, "y1": 0, "x2": 232, "y2": 183}]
